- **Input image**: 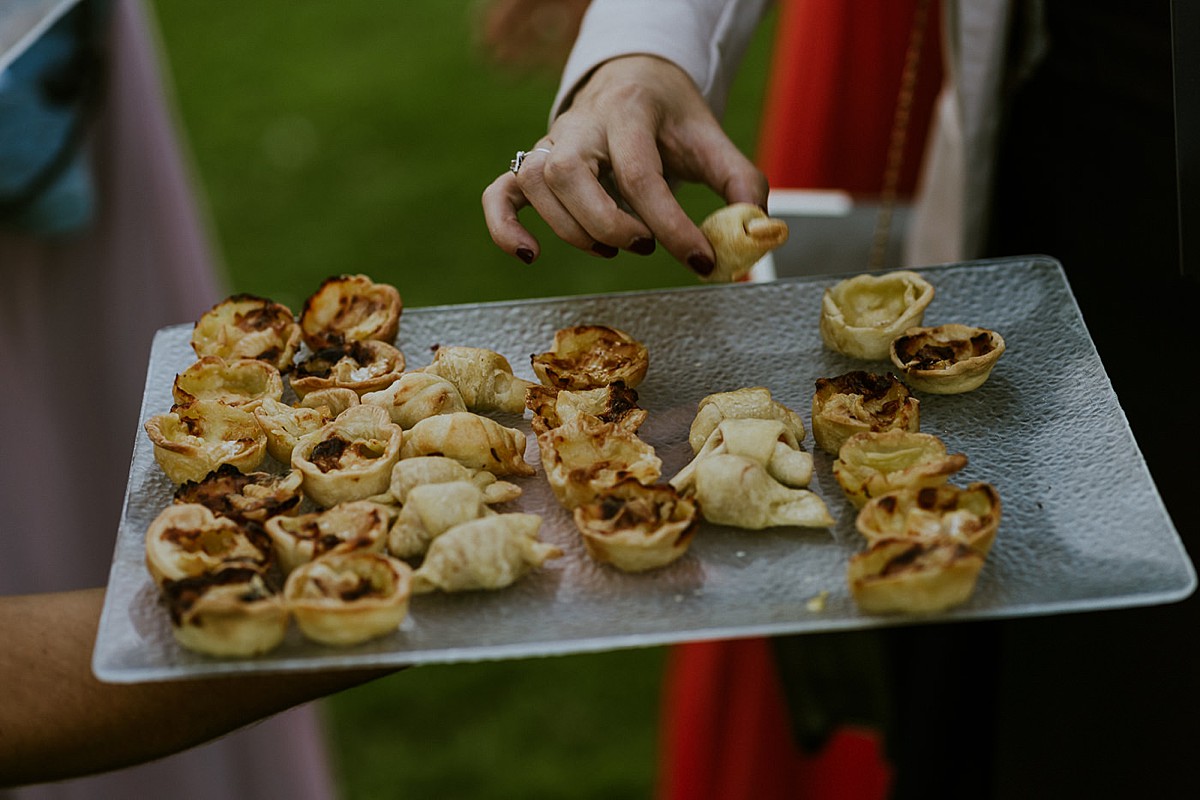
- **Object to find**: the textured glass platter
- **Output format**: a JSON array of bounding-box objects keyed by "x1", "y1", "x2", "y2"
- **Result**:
[{"x1": 94, "y1": 256, "x2": 1196, "y2": 682}]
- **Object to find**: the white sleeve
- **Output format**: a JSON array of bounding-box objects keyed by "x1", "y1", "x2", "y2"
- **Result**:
[{"x1": 551, "y1": 0, "x2": 773, "y2": 121}]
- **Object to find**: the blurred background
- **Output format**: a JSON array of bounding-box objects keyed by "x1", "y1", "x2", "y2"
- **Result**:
[{"x1": 146, "y1": 2, "x2": 777, "y2": 798}]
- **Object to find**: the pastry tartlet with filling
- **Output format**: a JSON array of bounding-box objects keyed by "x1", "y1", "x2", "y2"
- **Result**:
[
  {"x1": 145, "y1": 399, "x2": 268, "y2": 484},
  {"x1": 855, "y1": 482, "x2": 1002, "y2": 556},
  {"x1": 292, "y1": 404, "x2": 404, "y2": 507},
  {"x1": 264, "y1": 499, "x2": 391, "y2": 574},
  {"x1": 525, "y1": 382, "x2": 647, "y2": 436},
  {"x1": 697, "y1": 202, "x2": 789, "y2": 283},
  {"x1": 145, "y1": 503, "x2": 275, "y2": 588},
  {"x1": 573, "y1": 479, "x2": 699, "y2": 572},
  {"x1": 173, "y1": 463, "x2": 304, "y2": 524},
  {"x1": 299, "y1": 273, "x2": 403, "y2": 351},
  {"x1": 672, "y1": 418, "x2": 814, "y2": 494},
  {"x1": 819, "y1": 271, "x2": 935, "y2": 360},
  {"x1": 847, "y1": 538, "x2": 985, "y2": 614},
  {"x1": 811, "y1": 371, "x2": 920, "y2": 456},
  {"x1": 531, "y1": 325, "x2": 649, "y2": 390},
  {"x1": 833, "y1": 430, "x2": 968, "y2": 509},
  {"x1": 191, "y1": 293, "x2": 301, "y2": 373},
  {"x1": 410, "y1": 513, "x2": 561, "y2": 594},
  {"x1": 290, "y1": 339, "x2": 406, "y2": 400},
  {"x1": 417, "y1": 345, "x2": 534, "y2": 414},
  {"x1": 387, "y1": 480, "x2": 495, "y2": 559},
  {"x1": 536, "y1": 416, "x2": 662, "y2": 509},
  {"x1": 687, "y1": 386, "x2": 806, "y2": 454},
  {"x1": 172, "y1": 355, "x2": 284, "y2": 410},
  {"x1": 361, "y1": 372, "x2": 467, "y2": 428},
  {"x1": 690, "y1": 453, "x2": 834, "y2": 530},
  {"x1": 384, "y1": 455, "x2": 522, "y2": 506},
  {"x1": 401, "y1": 411, "x2": 534, "y2": 477},
  {"x1": 889, "y1": 323, "x2": 1006, "y2": 394},
  {"x1": 283, "y1": 550, "x2": 413, "y2": 646},
  {"x1": 253, "y1": 397, "x2": 337, "y2": 464},
  {"x1": 162, "y1": 565, "x2": 288, "y2": 657}
]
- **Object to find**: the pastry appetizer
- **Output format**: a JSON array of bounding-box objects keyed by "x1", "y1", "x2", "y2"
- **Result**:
[
  {"x1": 172, "y1": 356, "x2": 284, "y2": 410},
  {"x1": 536, "y1": 416, "x2": 662, "y2": 509},
  {"x1": 290, "y1": 339, "x2": 406, "y2": 399},
  {"x1": 385, "y1": 455, "x2": 522, "y2": 506},
  {"x1": 145, "y1": 503, "x2": 276, "y2": 588},
  {"x1": 687, "y1": 386, "x2": 806, "y2": 454},
  {"x1": 253, "y1": 397, "x2": 337, "y2": 464},
  {"x1": 833, "y1": 430, "x2": 968, "y2": 509},
  {"x1": 573, "y1": 479, "x2": 699, "y2": 572},
  {"x1": 298, "y1": 386, "x2": 361, "y2": 417},
  {"x1": 387, "y1": 480, "x2": 495, "y2": 559},
  {"x1": 417, "y1": 345, "x2": 533, "y2": 415},
  {"x1": 697, "y1": 202, "x2": 789, "y2": 283},
  {"x1": 847, "y1": 538, "x2": 985, "y2": 614},
  {"x1": 811, "y1": 371, "x2": 920, "y2": 456},
  {"x1": 401, "y1": 411, "x2": 534, "y2": 477},
  {"x1": 410, "y1": 513, "x2": 561, "y2": 594},
  {"x1": 525, "y1": 382, "x2": 647, "y2": 436},
  {"x1": 264, "y1": 500, "x2": 391, "y2": 574},
  {"x1": 145, "y1": 399, "x2": 268, "y2": 484},
  {"x1": 889, "y1": 323, "x2": 1006, "y2": 394},
  {"x1": 298, "y1": 273, "x2": 403, "y2": 351},
  {"x1": 690, "y1": 453, "x2": 834, "y2": 530},
  {"x1": 292, "y1": 404, "x2": 404, "y2": 507},
  {"x1": 819, "y1": 271, "x2": 935, "y2": 360},
  {"x1": 361, "y1": 372, "x2": 467, "y2": 428},
  {"x1": 855, "y1": 482, "x2": 1002, "y2": 556},
  {"x1": 283, "y1": 551, "x2": 413, "y2": 646},
  {"x1": 531, "y1": 325, "x2": 649, "y2": 390},
  {"x1": 672, "y1": 418, "x2": 814, "y2": 494},
  {"x1": 162, "y1": 565, "x2": 288, "y2": 657},
  {"x1": 191, "y1": 293, "x2": 301, "y2": 373},
  {"x1": 173, "y1": 463, "x2": 304, "y2": 524}
]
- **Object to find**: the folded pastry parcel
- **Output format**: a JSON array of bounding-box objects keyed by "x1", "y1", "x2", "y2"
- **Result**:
[
  {"x1": 672, "y1": 418, "x2": 814, "y2": 495},
  {"x1": 697, "y1": 202, "x2": 789, "y2": 283},
  {"x1": 298, "y1": 273, "x2": 403, "y2": 351},
  {"x1": 531, "y1": 325, "x2": 649, "y2": 390},
  {"x1": 687, "y1": 386, "x2": 806, "y2": 454},
  {"x1": 417, "y1": 345, "x2": 534, "y2": 415},
  {"x1": 811, "y1": 371, "x2": 920, "y2": 456},
  {"x1": 386, "y1": 480, "x2": 496, "y2": 559},
  {"x1": 410, "y1": 513, "x2": 561, "y2": 594},
  {"x1": 819, "y1": 271, "x2": 935, "y2": 360},
  {"x1": 689, "y1": 453, "x2": 834, "y2": 530},
  {"x1": 283, "y1": 550, "x2": 413, "y2": 646},
  {"x1": 384, "y1": 455, "x2": 522, "y2": 506},
  {"x1": 190, "y1": 293, "x2": 301, "y2": 373},
  {"x1": 400, "y1": 411, "x2": 534, "y2": 477},
  {"x1": 361, "y1": 371, "x2": 468, "y2": 429}
]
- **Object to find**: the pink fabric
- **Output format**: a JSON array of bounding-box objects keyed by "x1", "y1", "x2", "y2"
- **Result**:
[{"x1": 0, "y1": 2, "x2": 337, "y2": 797}]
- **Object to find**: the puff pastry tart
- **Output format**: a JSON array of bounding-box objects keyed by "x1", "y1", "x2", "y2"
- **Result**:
[
  {"x1": 811, "y1": 371, "x2": 920, "y2": 456},
  {"x1": 819, "y1": 271, "x2": 935, "y2": 360},
  {"x1": 573, "y1": 479, "x2": 699, "y2": 572},
  {"x1": 531, "y1": 325, "x2": 649, "y2": 390},
  {"x1": 298, "y1": 273, "x2": 403, "y2": 351},
  {"x1": 291, "y1": 339, "x2": 406, "y2": 400},
  {"x1": 264, "y1": 499, "x2": 391, "y2": 574},
  {"x1": 690, "y1": 453, "x2": 834, "y2": 530},
  {"x1": 145, "y1": 400, "x2": 268, "y2": 484},
  {"x1": 253, "y1": 397, "x2": 336, "y2": 464},
  {"x1": 536, "y1": 416, "x2": 662, "y2": 509},
  {"x1": 145, "y1": 503, "x2": 276, "y2": 588},
  {"x1": 410, "y1": 513, "x2": 561, "y2": 594},
  {"x1": 401, "y1": 411, "x2": 534, "y2": 477},
  {"x1": 283, "y1": 551, "x2": 413, "y2": 646},
  {"x1": 525, "y1": 382, "x2": 647, "y2": 437},
  {"x1": 672, "y1": 418, "x2": 814, "y2": 494},
  {"x1": 387, "y1": 480, "x2": 496, "y2": 559},
  {"x1": 855, "y1": 482, "x2": 1002, "y2": 557},
  {"x1": 417, "y1": 345, "x2": 534, "y2": 415},
  {"x1": 173, "y1": 463, "x2": 304, "y2": 525},
  {"x1": 687, "y1": 387, "x2": 806, "y2": 454},
  {"x1": 191, "y1": 293, "x2": 301, "y2": 373},
  {"x1": 889, "y1": 323, "x2": 1006, "y2": 394},
  {"x1": 697, "y1": 202, "x2": 789, "y2": 283},
  {"x1": 292, "y1": 404, "x2": 404, "y2": 507},
  {"x1": 361, "y1": 372, "x2": 467, "y2": 428},
  {"x1": 847, "y1": 538, "x2": 985, "y2": 614},
  {"x1": 385, "y1": 455, "x2": 522, "y2": 506},
  {"x1": 298, "y1": 386, "x2": 361, "y2": 417},
  {"x1": 832, "y1": 430, "x2": 968, "y2": 509},
  {"x1": 172, "y1": 356, "x2": 284, "y2": 410},
  {"x1": 162, "y1": 565, "x2": 288, "y2": 657}
]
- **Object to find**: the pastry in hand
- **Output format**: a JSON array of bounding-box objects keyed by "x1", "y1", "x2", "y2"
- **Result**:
[
  {"x1": 672, "y1": 418, "x2": 814, "y2": 494},
  {"x1": 536, "y1": 416, "x2": 662, "y2": 509},
  {"x1": 531, "y1": 325, "x2": 649, "y2": 390},
  {"x1": 384, "y1": 455, "x2": 522, "y2": 506},
  {"x1": 698, "y1": 202, "x2": 789, "y2": 283},
  {"x1": 525, "y1": 382, "x2": 647, "y2": 436},
  {"x1": 290, "y1": 339, "x2": 406, "y2": 399},
  {"x1": 417, "y1": 345, "x2": 533, "y2": 414},
  {"x1": 292, "y1": 404, "x2": 404, "y2": 507},
  {"x1": 690, "y1": 453, "x2": 834, "y2": 530},
  {"x1": 299, "y1": 273, "x2": 402, "y2": 351},
  {"x1": 819, "y1": 271, "x2": 934, "y2": 360},
  {"x1": 833, "y1": 430, "x2": 968, "y2": 508},
  {"x1": 172, "y1": 356, "x2": 284, "y2": 410},
  {"x1": 191, "y1": 293, "x2": 301, "y2": 373},
  {"x1": 401, "y1": 411, "x2": 534, "y2": 477},
  {"x1": 855, "y1": 482, "x2": 1002, "y2": 556},
  {"x1": 173, "y1": 463, "x2": 304, "y2": 525},
  {"x1": 573, "y1": 479, "x2": 699, "y2": 572},
  {"x1": 811, "y1": 371, "x2": 920, "y2": 455},
  {"x1": 145, "y1": 399, "x2": 268, "y2": 484},
  {"x1": 162, "y1": 565, "x2": 287, "y2": 657},
  {"x1": 847, "y1": 538, "x2": 985, "y2": 614},
  {"x1": 387, "y1": 480, "x2": 495, "y2": 559},
  {"x1": 264, "y1": 499, "x2": 392, "y2": 574},
  {"x1": 145, "y1": 502, "x2": 276, "y2": 588},
  {"x1": 410, "y1": 513, "x2": 561, "y2": 594},
  {"x1": 284, "y1": 550, "x2": 413, "y2": 646},
  {"x1": 889, "y1": 323, "x2": 1006, "y2": 394},
  {"x1": 361, "y1": 371, "x2": 467, "y2": 428},
  {"x1": 687, "y1": 386, "x2": 806, "y2": 454}
]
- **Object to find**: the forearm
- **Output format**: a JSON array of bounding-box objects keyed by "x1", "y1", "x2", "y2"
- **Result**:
[{"x1": 0, "y1": 588, "x2": 390, "y2": 788}]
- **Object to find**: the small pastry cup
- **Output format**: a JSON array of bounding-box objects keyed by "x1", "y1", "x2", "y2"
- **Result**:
[
  {"x1": 299, "y1": 273, "x2": 402, "y2": 351},
  {"x1": 855, "y1": 482, "x2": 1002, "y2": 556},
  {"x1": 531, "y1": 325, "x2": 649, "y2": 390},
  {"x1": 847, "y1": 537, "x2": 985, "y2": 614},
  {"x1": 284, "y1": 551, "x2": 413, "y2": 646},
  {"x1": 833, "y1": 430, "x2": 968, "y2": 508},
  {"x1": 811, "y1": 371, "x2": 920, "y2": 456},
  {"x1": 820, "y1": 271, "x2": 934, "y2": 360},
  {"x1": 889, "y1": 323, "x2": 1006, "y2": 394},
  {"x1": 573, "y1": 479, "x2": 700, "y2": 572}
]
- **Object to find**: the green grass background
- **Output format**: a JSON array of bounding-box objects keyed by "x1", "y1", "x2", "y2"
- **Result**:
[{"x1": 148, "y1": 2, "x2": 776, "y2": 797}]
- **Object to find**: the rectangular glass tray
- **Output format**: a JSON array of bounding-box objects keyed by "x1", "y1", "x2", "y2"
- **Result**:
[{"x1": 93, "y1": 255, "x2": 1196, "y2": 682}]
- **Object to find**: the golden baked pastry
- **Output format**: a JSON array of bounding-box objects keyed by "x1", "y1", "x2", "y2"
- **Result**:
[
  {"x1": 855, "y1": 482, "x2": 1002, "y2": 556},
  {"x1": 361, "y1": 372, "x2": 467, "y2": 428},
  {"x1": 298, "y1": 273, "x2": 403, "y2": 351},
  {"x1": 291, "y1": 404, "x2": 404, "y2": 507},
  {"x1": 572, "y1": 479, "x2": 699, "y2": 572},
  {"x1": 889, "y1": 323, "x2": 1006, "y2": 394},
  {"x1": 298, "y1": 386, "x2": 361, "y2": 417},
  {"x1": 162, "y1": 565, "x2": 288, "y2": 657},
  {"x1": 290, "y1": 339, "x2": 406, "y2": 400},
  {"x1": 173, "y1": 463, "x2": 304, "y2": 524},
  {"x1": 191, "y1": 293, "x2": 301, "y2": 373},
  {"x1": 832, "y1": 430, "x2": 968, "y2": 509},
  {"x1": 264, "y1": 499, "x2": 391, "y2": 574},
  {"x1": 401, "y1": 411, "x2": 534, "y2": 477},
  {"x1": 410, "y1": 513, "x2": 561, "y2": 594},
  {"x1": 253, "y1": 397, "x2": 336, "y2": 464},
  {"x1": 417, "y1": 345, "x2": 534, "y2": 415},
  {"x1": 144, "y1": 399, "x2": 268, "y2": 484},
  {"x1": 525, "y1": 382, "x2": 647, "y2": 436},
  {"x1": 690, "y1": 453, "x2": 834, "y2": 530},
  {"x1": 672, "y1": 418, "x2": 814, "y2": 494},
  {"x1": 387, "y1": 480, "x2": 496, "y2": 559},
  {"x1": 172, "y1": 356, "x2": 284, "y2": 410},
  {"x1": 847, "y1": 538, "x2": 985, "y2": 614},
  {"x1": 811, "y1": 371, "x2": 920, "y2": 456},
  {"x1": 531, "y1": 325, "x2": 649, "y2": 390},
  {"x1": 536, "y1": 416, "x2": 662, "y2": 509},
  {"x1": 819, "y1": 271, "x2": 935, "y2": 360},
  {"x1": 687, "y1": 386, "x2": 806, "y2": 454},
  {"x1": 384, "y1": 455, "x2": 522, "y2": 506},
  {"x1": 697, "y1": 202, "x2": 789, "y2": 283},
  {"x1": 145, "y1": 503, "x2": 275, "y2": 588},
  {"x1": 283, "y1": 550, "x2": 413, "y2": 646}
]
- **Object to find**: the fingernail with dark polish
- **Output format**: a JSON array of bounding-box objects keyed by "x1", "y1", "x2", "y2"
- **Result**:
[
  {"x1": 629, "y1": 237, "x2": 656, "y2": 255},
  {"x1": 688, "y1": 253, "x2": 715, "y2": 276},
  {"x1": 592, "y1": 242, "x2": 619, "y2": 259},
  {"x1": 516, "y1": 247, "x2": 535, "y2": 264}
]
